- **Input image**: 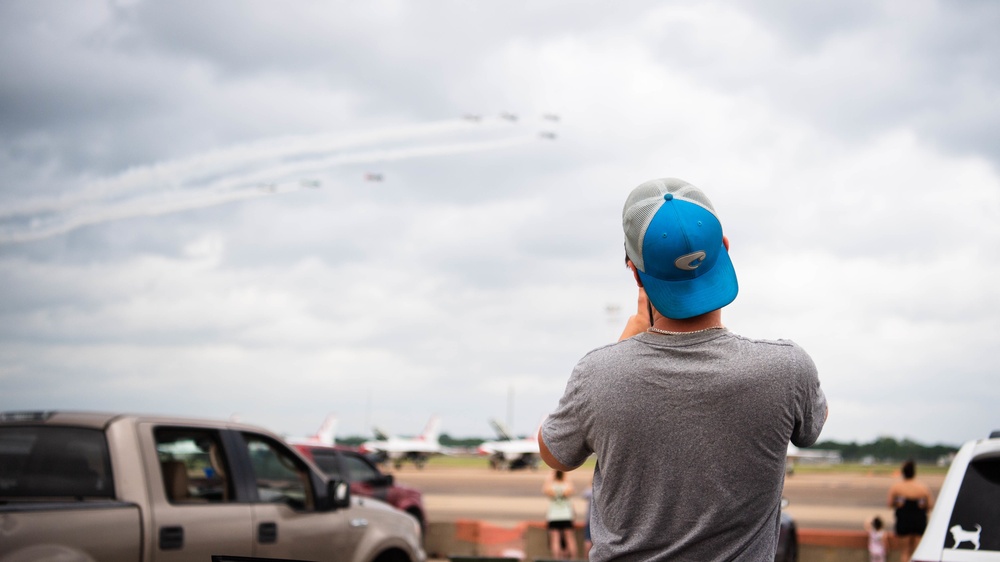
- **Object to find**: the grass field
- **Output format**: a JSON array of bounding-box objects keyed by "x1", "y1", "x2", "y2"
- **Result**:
[{"x1": 790, "y1": 462, "x2": 950, "y2": 476}]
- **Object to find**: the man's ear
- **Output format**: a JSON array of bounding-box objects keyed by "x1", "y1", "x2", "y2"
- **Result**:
[
  {"x1": 723, "y1": 235, "x2": 730, "y2": 251},
  {"x1": 627, "y1": 259, "x2": 644, "y2": 287}
]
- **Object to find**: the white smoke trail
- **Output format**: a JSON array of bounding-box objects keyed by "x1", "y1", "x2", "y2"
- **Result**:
[
  {"x1": 0, "y1": 131, "x2": 540, "y2": 245},
  {"x1": 0, "y1": 117, "x2": 518, "y2": 219}
]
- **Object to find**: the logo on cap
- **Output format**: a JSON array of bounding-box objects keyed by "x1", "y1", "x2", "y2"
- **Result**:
[{"x1": 674, "y1": 251, "x2": 707, "y2": 271}]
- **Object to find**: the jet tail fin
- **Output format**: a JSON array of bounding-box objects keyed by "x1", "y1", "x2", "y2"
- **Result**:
[
  {"x1": 373, "y1": 426, "x2": 390, "y2": 441},
  {"x1": 422, "y1": 415, "x2": 442, "y2": 443},
  {"x1": 489, "y1": 418, "x2": 515, "y2": 441},
  {"x1": 315, "y1": 414, "x2": 337, "y2": 445}
]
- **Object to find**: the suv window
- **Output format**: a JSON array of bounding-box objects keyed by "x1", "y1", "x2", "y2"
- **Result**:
[
  {"x1": 244, "y1": 434, "x2": 314, "y2": 510},
  {"x1": 342, "y1": 452, "x2": 381, "y2": 483},
  {"x1": 154, "y1": 428, "x2": 233, "y2": 503},
  {"x1": 945, "y1": 457, "x2": 1000, "y2": 551},
  {"x1": 0, "y1": 426, "x2": 113, "y2": 498}
]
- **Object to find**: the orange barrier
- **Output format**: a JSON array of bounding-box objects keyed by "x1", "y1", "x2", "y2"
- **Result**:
[{"x1": 430, "y1": 521, "x2": 898, "y2": 562}]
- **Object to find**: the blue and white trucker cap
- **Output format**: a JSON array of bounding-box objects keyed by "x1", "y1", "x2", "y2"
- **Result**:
[{"x1": 623, "y1": 178, "x2": 738, "y2": 319}]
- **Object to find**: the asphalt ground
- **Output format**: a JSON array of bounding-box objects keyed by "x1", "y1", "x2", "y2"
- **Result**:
[{"x1": 391, "y1": 464, "x2": 946, "y2": 531}]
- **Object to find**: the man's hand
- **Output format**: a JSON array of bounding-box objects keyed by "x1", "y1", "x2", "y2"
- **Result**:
[{"x1": 619, "y1": 287, "x2": 651, "y2": 341}]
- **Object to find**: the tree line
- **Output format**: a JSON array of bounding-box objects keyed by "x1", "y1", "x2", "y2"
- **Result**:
[{"x1": 811, "y1": 436, "x2": 959, "y2": 463}]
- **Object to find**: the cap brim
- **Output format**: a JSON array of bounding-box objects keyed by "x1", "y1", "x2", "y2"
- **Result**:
[{"x1": 637, "y1": 246, "x2": 738, "y2": 320}]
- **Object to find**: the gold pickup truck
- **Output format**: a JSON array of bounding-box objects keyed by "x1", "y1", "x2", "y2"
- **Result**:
[{"x1": 0, "y1": 411, "x2": 426, "y2": 562}]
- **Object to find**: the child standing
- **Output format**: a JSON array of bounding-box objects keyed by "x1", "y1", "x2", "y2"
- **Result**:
[{"x1": 865, "y1": 516, "x2": 889, "y2": 562}]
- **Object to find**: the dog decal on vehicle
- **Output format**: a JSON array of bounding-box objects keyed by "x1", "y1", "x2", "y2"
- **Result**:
[{"x1": 949, "y1": 524, "x2": 982, "y2": 550}]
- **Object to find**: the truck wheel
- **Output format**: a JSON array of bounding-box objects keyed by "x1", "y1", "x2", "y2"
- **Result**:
[{"x1": 373, "y1": 548, "x2": 411, "y2": 562}]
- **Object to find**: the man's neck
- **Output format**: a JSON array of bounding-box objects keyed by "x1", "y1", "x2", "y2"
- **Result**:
[{"x1": 650, "y1": 310, "x2": 724, "y2": 333}]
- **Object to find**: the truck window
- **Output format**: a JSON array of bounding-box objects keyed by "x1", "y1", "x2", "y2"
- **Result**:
[
  {"x1": 154, "y1": 428, "x2": 233, "y2": 503},
  {"x1": 309, "y1": 449, "x2": 343, "y2": 479},
  {"x1": 945, "y1": 457, "x2": 1000, "y2": 551},
  {"x1": 243, "y1": 434, "x2": 314, "y2": 511},
  {"x1": 0, "y1": 426, "x2": 113, "y2": 499}
]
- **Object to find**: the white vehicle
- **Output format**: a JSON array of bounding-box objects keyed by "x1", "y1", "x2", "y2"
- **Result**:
[{"x1": 912, "y1": 430, "x2": 1000, "y2": 561}]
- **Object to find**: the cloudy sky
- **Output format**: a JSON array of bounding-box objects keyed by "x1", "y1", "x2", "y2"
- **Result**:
[{"x1": 2, "y1": 0, "x2": 997, "y2": 447}]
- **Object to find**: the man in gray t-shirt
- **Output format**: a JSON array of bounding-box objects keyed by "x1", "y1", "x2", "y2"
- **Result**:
[{"x1": 539, "y1": 178, "x2": 827, "y2": 561}]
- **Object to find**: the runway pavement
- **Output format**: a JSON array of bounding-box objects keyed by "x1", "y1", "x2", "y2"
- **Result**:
[{"x1": 391, "y1": 465, "x2": 945, "y2": 531}]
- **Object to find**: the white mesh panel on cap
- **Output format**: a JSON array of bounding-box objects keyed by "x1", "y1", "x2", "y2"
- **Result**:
[
  {"x1": 622, "y1": 178, "x2": 719, "y2": 272},
  {"x1": 623, "y1": 198, "x2": 661, "y2": 272}
]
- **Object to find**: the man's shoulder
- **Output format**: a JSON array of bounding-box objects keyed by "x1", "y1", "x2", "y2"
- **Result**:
[
  {"x1": 579, "y1": 338, "x2": 635, "y2": 359},
  {"x1": 729, "y1": 332, "x2": 801, "y2": 348},
  {"x1": 729, "y1": 332, "x2": 812, "y2": 358}
]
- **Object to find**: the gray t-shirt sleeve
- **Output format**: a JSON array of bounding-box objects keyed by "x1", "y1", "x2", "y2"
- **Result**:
[
  {"x1": 789, "y1": 344, "x2": 827, "y2": 448},
  {"x1": 541, "y1": 358, "x2": 595, "y2": 469}
]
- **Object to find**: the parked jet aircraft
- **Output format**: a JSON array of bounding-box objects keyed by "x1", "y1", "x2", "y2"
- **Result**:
[
  {"x1": 360, "y1": 415, "x2": 444, "y2": 469},
  {"x1": 786, "y1": 442, "x2": 842, "y2": 474},
  {"x1": 477, "y1": 418, "x2": 541, "y2": 471},
  {"x1": 285, "y1": 414, "x2": 338, "y2": 446}
]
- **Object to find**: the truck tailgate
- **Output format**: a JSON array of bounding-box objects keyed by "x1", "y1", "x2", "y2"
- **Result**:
[{"x1": 0, "y1": 502, "x2": 142, "y2": 562}]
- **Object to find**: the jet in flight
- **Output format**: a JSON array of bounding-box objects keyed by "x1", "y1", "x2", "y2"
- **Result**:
[
  {"x1": 500, "y1": 112, "x2": 518, "y2": 122},
  {"x1": 285, "y1": 414, "x2": 338, "y2": 447},
  {"x1": 360, "y1": 415, "x2": 444, "y2": 469},
  {"x1": 477, "y1": 418, "x2": 541, "y2": 471},
  {"x1": 539, "y1": 131, "x2": 558, "y2": 140},
  {"x1": 364, "y1": 173, "x2": 384, "y2": 182}
]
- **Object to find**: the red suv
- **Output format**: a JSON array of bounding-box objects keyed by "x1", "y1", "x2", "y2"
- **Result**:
[{"x1": 294, "y1": 443, "x2": 426, "y2": 534}]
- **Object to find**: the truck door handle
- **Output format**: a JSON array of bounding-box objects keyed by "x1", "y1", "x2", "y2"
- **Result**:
[
  {"x1": 159, "y1": 526, "x2": 184, "y2": 550},
  {"x1": 258, "y1": 522, "x2": 278, "y2": 544},
  {"x1": 350, "y1": 518, "x2": 369, "y2": 528}
]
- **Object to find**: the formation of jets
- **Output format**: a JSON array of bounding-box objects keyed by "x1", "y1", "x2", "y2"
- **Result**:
[{"x1": 461, "y1": 111, "x2": 562, "y2": 140}]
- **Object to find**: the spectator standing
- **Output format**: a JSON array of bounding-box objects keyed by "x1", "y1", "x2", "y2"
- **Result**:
[
  {"x1": 539, "y1": 178, "x2": 828, "y2": 561},
  {"x1": 544, "y1": 470, "x2": 578, "y2": 560},
  {"x1": 888, "y1": 460, "x2": 935, "y2": 562}
]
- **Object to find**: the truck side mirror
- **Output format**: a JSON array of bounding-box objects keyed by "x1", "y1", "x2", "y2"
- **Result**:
[{"x1": 328, "y1": 479, "x2": 351, "y2": 510}]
